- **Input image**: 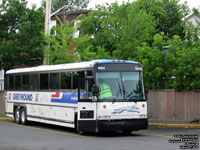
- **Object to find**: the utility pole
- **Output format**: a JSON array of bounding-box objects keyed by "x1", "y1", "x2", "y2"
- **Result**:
[{"x1": 43, "y1": 0, "x2": 51, "y2": 65}]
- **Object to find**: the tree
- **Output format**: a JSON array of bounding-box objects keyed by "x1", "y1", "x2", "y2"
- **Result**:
[
  {"x1": 0, "y1": 0, "x2": 45, "y2": 70},
  {"x1": 136, "y1": 33, "x2": 177, "y2": 89},
  {"x1": 134, "y1": 0, "x2": 190, "y2": 39},
  {"x1": 80, "y1": 2, "x2": 157, "y2": 60},
  {"x1": 51, "y1": 0, "x2": 90, "y2": 13},
  {"x1": 44, "y1": 16, "x2": 90, "y2": 64}
]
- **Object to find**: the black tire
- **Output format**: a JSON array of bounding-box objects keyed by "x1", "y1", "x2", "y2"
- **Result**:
[
  {"x1": 14, "y1": 107, "x2": 21, "y2": 124},
  {"x1": 78, "y1": 131, "x2": 86, "y2": 135},
  {"x1": 20, "y1": 108, "x2": 28, "y2": 125}
]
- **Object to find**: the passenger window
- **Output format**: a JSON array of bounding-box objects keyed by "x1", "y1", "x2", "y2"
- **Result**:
[
  {"x1": 15, "y1": 75, "x2": 21, "y2": 90},
  {"x1": 50, "y1": 73, "x2": 60, "y2": 89},
  {"x1": 86, "y1": 70, "x2": 92, "y2": 76},
  {"x1": 61, "y1": 72, "x2": 71, "y2": 89},
  {"x1": 8, "y1": 75, "x2": 14, "y2": 90},
  {"x1": 73, "y1": 71, "x2": 85, "y2": 89},
  {"x1": 22, "y1": 74, "x2": 30, "y2": 90},
  {"x1": 30, "y1": 74, "x2": 39, "y2": 90},
  {"x1": 40, "y1": 74, "x2": 49, "y2": 90}
]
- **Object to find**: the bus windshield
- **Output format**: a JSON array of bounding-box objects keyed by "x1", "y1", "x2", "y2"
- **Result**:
[{"x1": 96, "y1": 72, "x2": 145, "y2": 101}]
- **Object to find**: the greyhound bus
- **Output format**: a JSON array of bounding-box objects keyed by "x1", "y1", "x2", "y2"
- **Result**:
[{"x1": 5, "y1": 60, "x2": 148, "y2": 134}]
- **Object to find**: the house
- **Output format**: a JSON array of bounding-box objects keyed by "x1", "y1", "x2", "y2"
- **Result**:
[
  {"x1": 50, "y1": 10, "x2": 91, "y2": 38},
  {"x1": 182, "y1": 7, "x2": 200, "y2": 27}
]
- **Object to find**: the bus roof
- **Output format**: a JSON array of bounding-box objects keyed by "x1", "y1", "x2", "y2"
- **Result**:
[{"x1": 6, "y1": 59, "x2": 139, "y2": 74}]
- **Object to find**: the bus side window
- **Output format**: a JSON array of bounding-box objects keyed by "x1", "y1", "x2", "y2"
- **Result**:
[
  {"x1": 72, "y1": 71, "x2": 84, "y2": 90},
  {"x1": 50, "y1": 73, "x2": 60, "y2": 90},
  {"x1": 8, "y1": 75, "x2": 14, "y2": 90},
  {"x1": 40, "y1": 73, "x2": 49, "y2": 90},
  {"x1": 15, "y1": 75, "x2": 22, "y2": 91},
  {"x1": 30, "y1": 74, "x2": 39, "y2": 90},
  {"x1": 61, "y1": 72, "x2": 71, "y2": 91},
  {"x1": 86, "y1": 70, "x2": 92, "y2": 76},
  {"x1": 22, "y1": 74, "x2": 30, "y2": 90}
]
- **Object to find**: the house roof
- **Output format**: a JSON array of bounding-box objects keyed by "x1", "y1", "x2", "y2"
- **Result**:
[
  {"x1": 51, "y1": 10, "x2": 91, "y2": 20},
  {"x1": 182, "y1": 12, "x2": 194, "y2": 21}
]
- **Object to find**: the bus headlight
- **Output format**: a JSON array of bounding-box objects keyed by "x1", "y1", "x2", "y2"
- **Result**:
[
  {"x1": 139, "y1": 114, "x2": 146, "y2": 118},
  {"x1": 98, "y1": 116, "x2": 111, "y2": 119}
]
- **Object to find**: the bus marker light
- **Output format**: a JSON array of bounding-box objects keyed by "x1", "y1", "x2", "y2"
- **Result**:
[
  {"x1": 112, "y1": 60, "x2": 115, "y2": 62},
  {"x1": 142, "y1": 104, "x2": 145, "y2": 108},
  {"x1": 103, "y1": 105, "x2": 106, "y2": 109}
]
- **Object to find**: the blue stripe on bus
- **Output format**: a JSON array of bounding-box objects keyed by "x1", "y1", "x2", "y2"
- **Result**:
[{"x1": 51, "y1": 93, "x2": 87, "y2": 104}]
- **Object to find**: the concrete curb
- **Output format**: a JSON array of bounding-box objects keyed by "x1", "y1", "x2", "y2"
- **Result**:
[
  {"x1": 149, "y1": 123, "x2": 200, "y2": 128},
  {"x1": 0, "y1": 117, "x2": 14, "y2": 121}
]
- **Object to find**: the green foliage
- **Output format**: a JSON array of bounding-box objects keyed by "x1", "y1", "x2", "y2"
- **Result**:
[
  {"x1": 44, "y1": 16, "x2": 90, "y2": 64},
  {"x1": 80, "y1": 3, "x2": 157, "y2": 60},
  {"x1": 168, "y1": 36, "x2": 200, "y2": 90},
  {"x1": 51, "y1": 0, "x2": 90, "y2": 13},
  {"x1": 136, "y1": 34, "x2": 176, "y2": 89},
  {"x1": 0, "y1": 0, "x2": 45, "y2": 70},
  {"x1": 78, "y1": 0, "x2": 200, "y2": 90},
  {"x1": 134, "y1": 0, "x2": 189, "y2": 39}
]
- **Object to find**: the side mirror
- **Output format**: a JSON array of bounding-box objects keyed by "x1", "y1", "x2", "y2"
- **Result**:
[
  {"x1": 92, "y1": 84, "x2": 99, "y2": 97},
  {"x1": 92, "y1": 96, "x2": 97, "y2": 102}
]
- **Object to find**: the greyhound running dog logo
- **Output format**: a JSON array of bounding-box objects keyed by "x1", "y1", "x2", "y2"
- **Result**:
[{"x1": 112, "y1": 106, "x2": 140, "y2": 114}]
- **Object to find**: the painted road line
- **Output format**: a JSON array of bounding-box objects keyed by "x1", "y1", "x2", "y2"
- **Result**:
[
  {"x1": 0, "y1": 117, "x2": 14, "y2": 121},
  {"x1": 135, "y1": 131, "x2": 173, "y2": 139},
  {"x1": 149, "y1": 123, "x2": 200, "y2": 128},
  {"x1": 0, "y1": 120, "x2": 90, "y2": 139}
]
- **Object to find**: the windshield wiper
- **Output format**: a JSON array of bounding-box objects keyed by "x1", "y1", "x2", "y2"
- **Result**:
[
  {"x1": 118, "y1": 82, "x2": 122, "y2": 97},
  {"x1": 126, "y1": 92, "x2": 138, "y2": 103}
]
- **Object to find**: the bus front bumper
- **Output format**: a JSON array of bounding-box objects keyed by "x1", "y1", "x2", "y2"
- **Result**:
[
  {"x1": 98, "y1": 118, "x2": 148, "y2": 131},
  {"x1": 78, "y1": 119, "x2": 148, "y2": 132}
]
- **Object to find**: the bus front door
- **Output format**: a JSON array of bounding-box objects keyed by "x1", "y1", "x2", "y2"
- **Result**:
[{"x1": 77, "y1": 79, "x2": 97, "y2": 132}]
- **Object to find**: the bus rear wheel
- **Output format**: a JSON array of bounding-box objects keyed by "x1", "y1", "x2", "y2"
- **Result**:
[
  {"x1": 20, "y1": 108, "x2": 28, "y2": 125},
  {"x1": 14, "y1": 107, "x2": 21, "y2": 124}
]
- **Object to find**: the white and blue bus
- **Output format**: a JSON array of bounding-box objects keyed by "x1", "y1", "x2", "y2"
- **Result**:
[{"x1": 5, "y1": 60, "x2": 148, "y2": 134}]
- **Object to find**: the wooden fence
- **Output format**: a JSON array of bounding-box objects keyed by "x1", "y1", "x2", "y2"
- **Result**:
[{"x1": 148, "y1": 89, "x2": 200, "y2": 122}]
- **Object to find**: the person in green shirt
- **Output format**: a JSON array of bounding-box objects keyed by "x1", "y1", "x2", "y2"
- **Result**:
[{"x1": 99, "y1": 82, "x2": 112, "y2": 99}]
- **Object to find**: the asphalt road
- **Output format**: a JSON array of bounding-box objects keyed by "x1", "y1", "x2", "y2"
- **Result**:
[{"x1": 0, "y1": 120, "x2": 199, "y2": 150}]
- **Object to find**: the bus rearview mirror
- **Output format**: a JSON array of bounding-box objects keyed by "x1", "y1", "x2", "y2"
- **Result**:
[{"x1": 92, "y1": 85, "x2": 99, "y2": 96}]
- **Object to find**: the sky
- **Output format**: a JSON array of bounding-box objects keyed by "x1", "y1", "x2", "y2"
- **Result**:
[{"x1": 27, "y1": 0, "x2": 200, "y2": 10}]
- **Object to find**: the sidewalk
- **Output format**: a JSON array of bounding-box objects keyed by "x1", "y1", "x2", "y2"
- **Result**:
[{"x1": 148, "y1": 119, "x2": 200, "y2": 128}]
